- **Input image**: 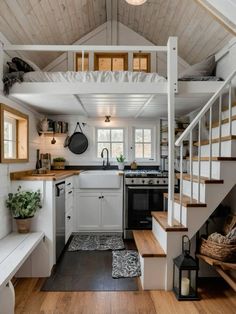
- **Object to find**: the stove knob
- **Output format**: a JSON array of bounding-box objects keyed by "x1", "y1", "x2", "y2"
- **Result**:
[
  {"x1": 131, "y1": 179, "x2": 134, "y2": 183},
  {"x1": 156, "y1": 180, "x2": 159, "y2": 184},
  {"x1": 148, "y1": 179, "x2": 154, "y2": 185},
  {"x1": 142, "y1": 180, "x2": 145, "y2": 184}
]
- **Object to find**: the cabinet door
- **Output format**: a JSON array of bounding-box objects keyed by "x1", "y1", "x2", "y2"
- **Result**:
[
  {"x1": 65, "y1": 207, "x2": 73, "y2": 243},
  {"x1": 101, "y1": 193, "x2": 122, "y2": 231},
  {"x1": 77, "y1": 193, "x2": 101, "y2": 230}
]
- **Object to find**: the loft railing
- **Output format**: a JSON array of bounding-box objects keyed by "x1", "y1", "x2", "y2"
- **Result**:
[{"x1": 175, "y1": 70, "x2": 236, "y2": 224}]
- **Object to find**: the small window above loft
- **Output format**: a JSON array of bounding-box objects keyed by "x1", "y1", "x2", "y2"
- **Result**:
[
  {"x1": 75, "y1": 53, "x2": 89, "y2": 71},
  {"x1": 94, "y1": 53, "x2": 128, "y2": 71},
  {"x1": 0, "y1": 104, "x2": 29, "y2": 163},
  {"x1": 133, "y1": 53, "x2": 150, "y2": 72}
]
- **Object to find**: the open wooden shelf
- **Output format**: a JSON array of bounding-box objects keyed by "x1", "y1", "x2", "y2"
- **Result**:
[{"x1": 38, "y1": 131, "x2": 68, "y2": 136}]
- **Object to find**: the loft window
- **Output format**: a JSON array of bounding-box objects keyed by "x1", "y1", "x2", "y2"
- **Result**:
[
  {"x1": 75, "y1": 53, "x2": 89, "y2": 71},
  {"x1": 0, "y1": 104, "x2": 29, "y2": 163},
  {"x1": 94, "y1": 53, "x2": 128, "y2": 71},
  {"x1": 96, "y1": 128, "x2": 124, "y2": 158},
  {"x1": 133, "y1": 53, "x2": 150, "y2": 72},
  {"x1": 134, "y1": 127, "x2": 154, "y2": 160}
]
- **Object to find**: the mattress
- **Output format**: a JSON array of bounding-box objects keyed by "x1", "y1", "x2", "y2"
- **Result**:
[{"x1": 23, "y1": 71, "x2": 167, "y2": 83}]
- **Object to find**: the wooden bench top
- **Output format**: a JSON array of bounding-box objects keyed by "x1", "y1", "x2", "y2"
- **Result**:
[
  {"x1": 133, "y1": 230, "x2": 166, "y2": 258},
  {"x1": 0, "y1": 232, "x2": 44, "y2": 289}
]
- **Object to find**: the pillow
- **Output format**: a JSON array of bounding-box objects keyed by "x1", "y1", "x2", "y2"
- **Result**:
[
  {"x1": 179, "y1": 55, "x2": 216, "y2": 79},
  {"x1": 12, "y1": 57, "x2": 35, "y2": 72},
  {"x1": 7, "y1": 61, "x2": 19, "y2": 73}
]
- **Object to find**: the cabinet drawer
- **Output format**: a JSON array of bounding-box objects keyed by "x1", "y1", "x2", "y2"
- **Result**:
[
  {"x1": 65, "y1": 176, "x2": 74, "y2": 191},
  {"x1": 66, "y1": 190, "x2": 74, "y2": 211},
  {"x1": 65, "y1": 208, "x2": 73, "y2": 244}
]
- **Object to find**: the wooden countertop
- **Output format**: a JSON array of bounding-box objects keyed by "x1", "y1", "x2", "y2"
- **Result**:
[{"x1": 10, "y1": 170, "x2": 81, "y2": 181}]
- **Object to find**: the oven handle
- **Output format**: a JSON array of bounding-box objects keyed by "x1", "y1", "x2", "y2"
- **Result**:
[{"x1": 127, "y1": 186, "x2": 169, "y2": 190}]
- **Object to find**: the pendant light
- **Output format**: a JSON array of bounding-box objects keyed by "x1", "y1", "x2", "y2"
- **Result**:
[
  {"x1": 125, "y1": 0, "x2": 147, "y2": 5},
  {"x1": 105, "y1": 115, "x2": 111, "y2": 123}
]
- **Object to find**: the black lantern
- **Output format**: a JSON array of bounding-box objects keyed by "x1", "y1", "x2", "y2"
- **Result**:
[{"x1": 173, "y1": 235, "x2": 199, "y2": 301}]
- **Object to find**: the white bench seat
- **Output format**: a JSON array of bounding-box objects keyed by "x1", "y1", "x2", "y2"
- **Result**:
[{"x1": 0, "y1": 232, "x2": 44, "y2": 314}]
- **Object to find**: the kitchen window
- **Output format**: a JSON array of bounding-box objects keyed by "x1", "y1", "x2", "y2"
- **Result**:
[
  {"x1": 0, "y1": 104, "x2": 29, "y2": 163},
  {"x1": 134, "y1": 127, "x2": 154, "y2": 160},
  {"x1": 96, "y1": 128, "x2": 124, "y2": 159}
]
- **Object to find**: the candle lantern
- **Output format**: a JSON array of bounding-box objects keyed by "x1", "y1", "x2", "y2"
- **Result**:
[{"x1": 173, "y1": 235, "x2": 199, "y2": 301}]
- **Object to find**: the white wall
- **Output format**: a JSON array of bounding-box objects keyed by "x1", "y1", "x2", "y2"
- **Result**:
[
  {"x1": 0, "y1": 95, "x2": 42, "y2": 239},
  {"x1": 206, "y1": 0, "x2": 236, "y2": 26},
  {"x1": 40, "y1": 115, "x2": 160, "y2": 167}
]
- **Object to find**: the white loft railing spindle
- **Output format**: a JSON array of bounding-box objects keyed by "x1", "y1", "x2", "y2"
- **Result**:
[
  {"x1": 219, "y1": 95, "x2": 222, "y2": 157},
  {"x1": 198, "y1": 120, "x2": 201, "y2": 202},
  {"x1": 189, "y1": 131, "x2": 193, "y2": 202},
  {"x1": 179, "y1": 143, "x2": 183, "y2": 224},
  {"x1": 209, "y1": 107, "x2": 212, "y2": 179},
  {"x1": 228, "y1": 83, "x2": 232, "y2": 136}
]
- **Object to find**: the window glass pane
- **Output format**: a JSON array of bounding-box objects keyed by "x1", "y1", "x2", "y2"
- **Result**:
[
  {"x1": 112, "y1": 58, "x2": 124, "y2": 71},
  {"x1": 135, "y1": 129, "x2": 143, "y2": 142},
  {"x1": 97, "y1": 143, "x2": 110, "y2": 158},
  {"x1": 144, "y1": 143, "x2": 151, "y2": 158},
  {"x1": 4, "y1": 140, "x2": 16, "y2": 159},
  {"x1": 97, "y1": 129, "x2": 110, "y2": 142},
  {"x1": 140, "y1": 58, "x2": 147, "y2": 70},
  {"x1": 111, "y1": 143, "x2": 123, "y2": 158},
  {"x1": 133, "y1": 58, "x2": 140, "y2": 71},
  {"x1": 144, "y1": 129, "x2": 151, "y2": 142},
  {"x1": 98, "y1": 58, "x2": 112, "y2": 71},
  {"x1": 135, "y1": 143, "x2": 143, "y2": 158},
  {"x1": 111, "y1": 129, "x2": 123, "y2": 142},
  {"x1": 76, "y1": 54, "x2": 89, "y2": 71}
]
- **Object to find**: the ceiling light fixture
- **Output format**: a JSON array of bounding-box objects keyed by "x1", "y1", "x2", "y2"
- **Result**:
[
  {"x1": 125, "y1": 0, "x2": 147, "y2": 6},
  {"x1": 105, "y1": 115, "x2": 111, "y2": 123}
]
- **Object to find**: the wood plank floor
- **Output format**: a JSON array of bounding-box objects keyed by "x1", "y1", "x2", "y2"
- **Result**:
[{"x1": 15, "y1": 278, "x2": 236, "y2": 314}]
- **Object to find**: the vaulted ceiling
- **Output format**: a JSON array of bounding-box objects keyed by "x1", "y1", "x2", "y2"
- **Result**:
[{"x1": 0, "y1": 0, "x2": 233, "y2": 68}]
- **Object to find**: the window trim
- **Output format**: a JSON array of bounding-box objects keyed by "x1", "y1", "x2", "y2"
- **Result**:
[
  {"x1": 96, "y1": 127, "x2": 125, "y2": 160},
  {"x1": 94, "y1": 53, "x2": 128, "y2": 71},
  {"x1": 0, "y1": 104, "x2": 29, "y2": 163},
  {"x1": 132, "y1": 126, "x2": 156, "y2": 162}
]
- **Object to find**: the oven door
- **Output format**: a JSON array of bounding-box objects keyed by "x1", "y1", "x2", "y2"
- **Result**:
[{"x1": 126, "y1": 186, "x2": 168, "y2": 230}]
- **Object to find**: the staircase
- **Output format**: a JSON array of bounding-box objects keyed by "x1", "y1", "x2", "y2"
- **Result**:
[{"x1": 134, "y1": 70, "x2": 236, "y2": 290}]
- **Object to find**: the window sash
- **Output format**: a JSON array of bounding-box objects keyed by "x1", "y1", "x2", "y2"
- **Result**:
[
  {"x1": 96, "y1": 128, "x2": 124, "y2": 159},
  {"x1": 134, "y1": 127, "x2": 154, "y2": 160}
]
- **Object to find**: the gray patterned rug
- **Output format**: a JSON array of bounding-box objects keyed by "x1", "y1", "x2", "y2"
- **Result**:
[
  {"x1": 112, "y1": 250, "x2": 141, "y2": 278},
  {"x1": 68, "y1": 234, "x2": 125, "y2": 251}
]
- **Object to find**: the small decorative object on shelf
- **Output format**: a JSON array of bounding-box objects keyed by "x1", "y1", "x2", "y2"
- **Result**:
[
  {"x1": 173, "y1": 235, "x2": 199, "y2": 301},
  {"x1": 6, "y1": 186, "x2": 42, "y2": 233},
  {"x1": 116, "y1": 154, "x2": 126, "y2": 170},
  {"x1": 40, "y1": 116, "x2": 48, "y2": 132},
  {"x1": 53, "y1": 157, "x2": 66, "y2": 169},
  {"x1": 130, "y1": 160, "x2": 138, "y2": 170}
]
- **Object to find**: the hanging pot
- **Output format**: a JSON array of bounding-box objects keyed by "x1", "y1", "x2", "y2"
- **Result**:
[{"x1": 68, "y1": 122, "x2": 88, "y2": 154}]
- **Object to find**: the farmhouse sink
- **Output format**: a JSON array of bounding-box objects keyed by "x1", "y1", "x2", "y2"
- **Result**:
[{"x1": 79, "y1": 170, "x2": 121, "y2": 189}]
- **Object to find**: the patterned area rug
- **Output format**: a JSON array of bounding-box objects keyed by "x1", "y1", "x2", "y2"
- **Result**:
[
  {"x1": 112, "y1": 250, "x2": 141, "y2": 278},
  {"x1": 68, "y1": 234, "x2": 125, "y2": 251}
]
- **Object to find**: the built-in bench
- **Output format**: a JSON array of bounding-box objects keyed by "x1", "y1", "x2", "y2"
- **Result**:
[{"x1": 0, "y1": 232, "x2": 44, "y2": 314}]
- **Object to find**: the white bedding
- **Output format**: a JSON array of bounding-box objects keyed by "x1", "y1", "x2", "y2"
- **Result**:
[{"x1": 23, "y1": 71, "x2": 166, "y2": 83}]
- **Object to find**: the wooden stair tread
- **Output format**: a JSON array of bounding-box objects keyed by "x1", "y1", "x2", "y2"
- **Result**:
[
  {"x1": 187, "y1": 156, "x2": 236, "y2": 161},
  {"x1": 164, "y1": 193, "x2": 207, "y2": 207},
  {"x1": 194, "y1": 135, "x2": 236, "y2": 146},
  {"x1": 176, "y1": 173, "x2": 224, "y2": 184},
  {"x1": 133, "y1": 230, "x2": 166, "y2": 257},
  {"x1": 197, "y1": 254, "x2": 236, "y2": 271},
  {"x1": 211, "y1": 114, "x2": 236, "y2": 128},
  {"x1": 151, "y1": 212, "x2": 188, "y2": 232}
]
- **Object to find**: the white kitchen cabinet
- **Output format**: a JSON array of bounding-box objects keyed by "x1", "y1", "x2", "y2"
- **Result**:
[
  {"x1": 101, "y1": 193, "x2": 122, "y2": 230},
  {"x1": 65, "y1": 207, "x2": 73, "y2": 243},
  {"x1": 76, "y1": 191, "x2": 122, "y2": 231},
  {"x1": 65, "y1": 176, "x2": 74, "y2": 243}
]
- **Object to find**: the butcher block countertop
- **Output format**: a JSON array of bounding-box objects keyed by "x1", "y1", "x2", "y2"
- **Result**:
[{"x1": 10, "y1": 170, "x2": 81, "y2": 181}]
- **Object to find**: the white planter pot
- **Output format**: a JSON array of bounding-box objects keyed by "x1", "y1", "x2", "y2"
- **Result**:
[{"x1": 117, "y1": 162, "x2": 125, "y2": 170}]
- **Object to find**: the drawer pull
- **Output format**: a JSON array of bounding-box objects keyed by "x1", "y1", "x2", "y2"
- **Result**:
[
  {"x1": 67, "y1": 216, "x2": 71, "y2": 220},
  {"x1": 68, "y1": 191, "x2": 73, "y2": 194},
  {"x1": 67, "y1": 183, "x2": 71, "y2": 186}
]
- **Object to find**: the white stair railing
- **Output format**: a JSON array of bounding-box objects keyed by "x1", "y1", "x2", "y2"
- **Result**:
[{"x1": 175, "y1": 70, "x2": 236, "y2": 224}]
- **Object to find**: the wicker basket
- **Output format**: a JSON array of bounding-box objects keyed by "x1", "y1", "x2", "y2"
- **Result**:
[{"x1": 199, "y1": 237, "x2": 236, "y2": 262}]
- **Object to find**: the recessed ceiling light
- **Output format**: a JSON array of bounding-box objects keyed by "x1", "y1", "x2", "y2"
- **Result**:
[{"x1": 125, "y1": 0, "x2": 147, "y2": 5}]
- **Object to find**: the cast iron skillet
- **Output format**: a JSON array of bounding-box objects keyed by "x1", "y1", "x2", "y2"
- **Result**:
[{"x1": 68, "y1": 122, "x2": 88, "y2": 154}]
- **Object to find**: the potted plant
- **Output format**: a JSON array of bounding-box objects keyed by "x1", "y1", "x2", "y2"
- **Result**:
[
  {"x1": 53, "y1": 157, "x2": 66, "y2": 169},
  {"x1": 116, "y1": 154, "x2": 126, "y2": 170},
  {"x1": 6, "y1": 186, "x2": 42, "y2": 233}
]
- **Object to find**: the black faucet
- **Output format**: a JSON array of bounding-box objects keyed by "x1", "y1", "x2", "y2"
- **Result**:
[{"x1": 101, "y1": 148, "x2": 110, "y2": 169}]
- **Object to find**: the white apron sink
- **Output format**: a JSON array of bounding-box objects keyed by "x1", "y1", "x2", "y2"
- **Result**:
[{"x1": 78, "y1": 170, "x2": 121, "y2": 189}]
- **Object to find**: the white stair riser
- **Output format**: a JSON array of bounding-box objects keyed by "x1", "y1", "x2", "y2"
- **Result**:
[
  {"x1": 221, "y1": 105, "x2": 236, "y2": 120},
  {"x1": 173, "y1": 202, "x2": 187, "y2": 226},
  {"x1": 182, "y1": 180, "x2": 206, "y2": 203},
  {"x1": 139, "y1": 254, "x2": 166, "y2": 290},
  {"x1": 200, "y1": 140, "x2": 236, "y2": 157},
  {"x1": 212, "y1": 120, "x2": 236, "y2": 139},
  {"x1": 192, "y1": 160, "x2": 221, "y2": 178},
  {"x1": 152, "y1": 217, "x2": 167, "y2": 253}
]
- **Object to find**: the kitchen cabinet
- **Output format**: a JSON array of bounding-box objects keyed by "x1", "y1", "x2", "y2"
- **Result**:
[
  {"x1": 76, "y1": 191, "x2": 122, "y2": 231},
  {"x1": 65, "y1": 176, "x2": 74, "y2": 243}
]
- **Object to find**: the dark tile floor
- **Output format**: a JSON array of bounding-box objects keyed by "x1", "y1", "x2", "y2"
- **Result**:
[{"x1": 42, "y1": 240, "x2": 140, "y2": 291}]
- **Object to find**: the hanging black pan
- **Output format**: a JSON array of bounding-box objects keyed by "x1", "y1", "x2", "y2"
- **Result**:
[{"x1": 68, "y1": 122, "x2": 88, "y2": 154}]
